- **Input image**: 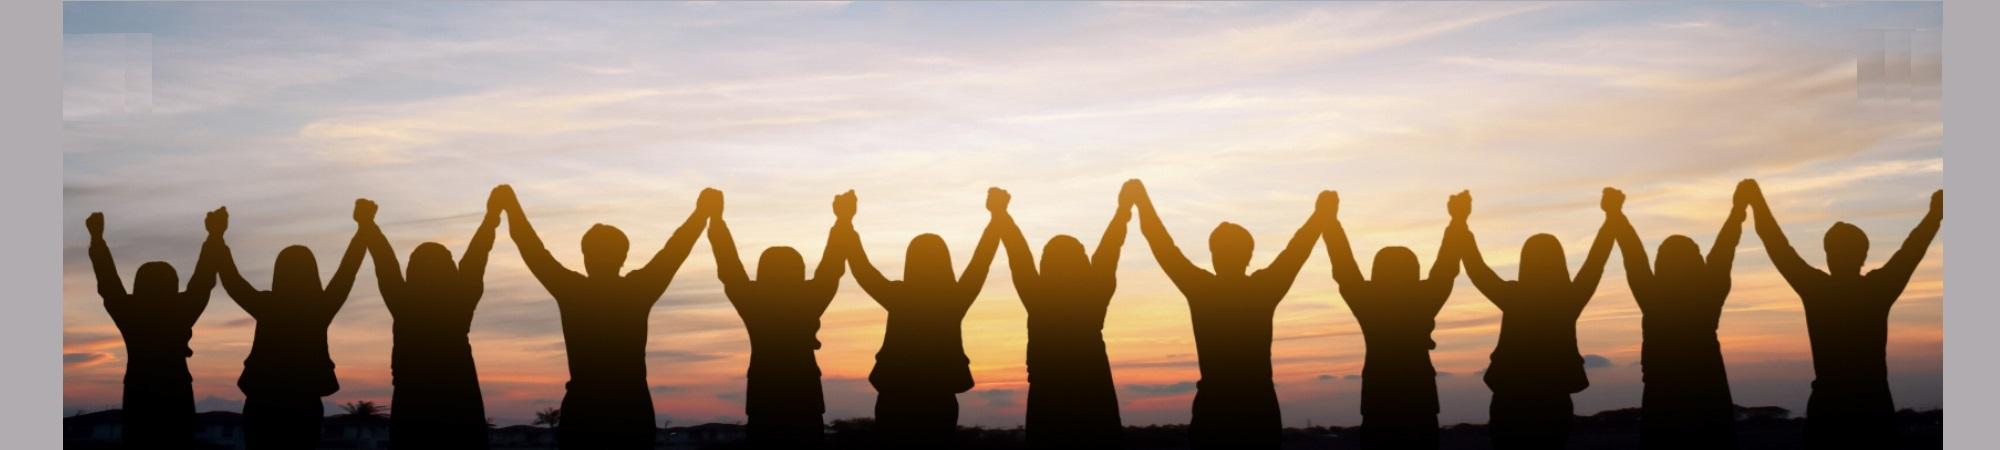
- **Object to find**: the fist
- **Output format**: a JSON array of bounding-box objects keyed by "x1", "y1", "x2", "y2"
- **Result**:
[
  {"x1": 205, "y1": 207, "x2": 228, "y2": 235},
  {"x1": 489, "y1": 184, "x2": 516, "y2": 213},
  {"x1": 1316, "y1": 191, "x2": 1339, "y2": 217},
  {"x1": 1448, "y1": 191, "x2": 1472, "y2": 220},
  {"x1": 1601, "y1": 187, "x2": 1625, "y2": 214},
  {"x1": 833, "y1": 190, "x2": 858, "y2": 219},
  {"x1": 1120, "y1": 179, "x2": 1144, "y2": 206},
  {"x1": 86, "y1": 212, "x2": 104, "y2": 236},
  {"x1": 1931, "y1": 189, "x2": 1943, "y2": 213},
  {"x1": 1733, "y1": 179, "x2": 1757, "y2": 207},
  {"x1": 697, "y1": 188, "x2": 724, "y2": 215},
  {"x1": 354, "y1": 199, "x2": 378, "y2": 224},
  {"x1": 987, "y1": 187, "x2": 1011, "y2": 214}
]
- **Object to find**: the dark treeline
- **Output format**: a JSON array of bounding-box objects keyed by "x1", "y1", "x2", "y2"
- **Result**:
[{"x1": 82, "y1": 179, "x2": 1942, "y2": 449}]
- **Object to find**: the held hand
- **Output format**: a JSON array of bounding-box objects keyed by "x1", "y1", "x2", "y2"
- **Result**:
[
  {"x1": 205, "y1": 207, "x2": 229, "y2": 236},
  {"x1": 354, "y1": 199, "x2": 378, "y2": 225},
  {"x1": 1448, "y1": 190, "x2": 1472, "y2": 221},
  {"x1": 488, "y1": 185, "x2": 514, "y2": 217},
  {"x1": 833, "y1": 190, "x2": 858, "y2": 220},
  {"x1": 1120, "y1": 179, "x2": 1144, "y2": 208},
  {"x1": 987, "y1": 187, "x2": 1010, "y2": 215},
  {"x1": 1316, "y1": 191, "x2": 1339, "y2": 218},
  {"x1": 697, "y1": 188, "x2": 724, "y2": 216},
  {"x1": 86, "y1": 212, "x2": 105, "y2": 238},
  {"x1": 1931, "y1": 189, "x2": 1943, "y2": 215},
  {"x1": 1601, "y1": 187, "x2": 1625, "y2": 215},
  {"x1": 1734, "y1": 179, "x2": 1757, "y2": 209}
]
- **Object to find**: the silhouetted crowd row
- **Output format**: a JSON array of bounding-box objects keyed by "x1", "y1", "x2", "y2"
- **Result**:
[{"x1": 88, "y1": 179, "x2": 1941, "y2": 450}]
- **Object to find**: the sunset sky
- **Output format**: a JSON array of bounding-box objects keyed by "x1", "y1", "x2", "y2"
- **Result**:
[{"x1": 62, "y1": 2, "x2": 1943, "y2": 428}]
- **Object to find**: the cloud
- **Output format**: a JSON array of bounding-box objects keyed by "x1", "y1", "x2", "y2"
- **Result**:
[
  {"x1": 972, "y1": 389, "x2": 1018, "y2": 408},
  {"x1": 1583, "y1": 354, "x2": 1614, "y2": 369},
  {"x1": 1124, "y1": 381, "x2": 1199, "y2": 397},
  {"x1": 64, "y1": 352, "x2": 116, "y2": 368}
]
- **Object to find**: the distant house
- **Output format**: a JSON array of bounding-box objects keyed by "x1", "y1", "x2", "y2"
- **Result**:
[
  {"x1": 320, "y1": 417, "x2": 390, "y2": 449},
  {"x1": 662, "y1": 423, "x2": 745, "y2": 447}
]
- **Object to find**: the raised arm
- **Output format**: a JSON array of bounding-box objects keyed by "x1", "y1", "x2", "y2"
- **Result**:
[
  {"x1": 1452, "y1": 192, "x2": 1512, "y2": 305},
  {"x1": 1871, "y1": 190, "x2": 1943, "y2": 296},
  {"x1": 1706, "y1": 181, "x2": 1752, "y2": 284},
  {"x1": 839, "y1": 194, "x2": 894, "y2": 304},
  {"x1": 458, "y1": 187, "x2": 503, "y2": 285},
  {"x1": 955, "y1": 188, "x2": 1007, "y2": 300},
  {"x1": 1569, "y1": 188, "x2": 1623, "y2": 301},
  {"x1": 1744, "y1": 179, "x2": 1826, "y2": 285},
  {"x1": 1318, "y1": 191, "x2": 1365, "y2": 287},
  {"x1": 321, "y1": 199, "x2": 375, "y2": 312},
  {"x1": 1130, "y1": 180, "x2": 1210, "y2": 290},
  {"x1": 1608, "y1": 194, "x2": 1652, "y2": 295},
  {"x1": 1423, "y1": 192, "x2": 1471, "y2": 296},
  {"x1": 707, "y1": 212, "x2": 750, "y2": 299},
  {"x1": 1254, "y1": 193, "x2": 1329, "y2": 293},
  {"x1": 1092, "y1": 181, "x2": 1138, "y2": 282},
  {"x1": 180, "y1": 208, "x2": 229, "y2": 323},
  {"x1": 497, "y1": 185, "x2": 583, "y2": 287},
  {"x1": 630, "y1": 189, "x2": 717, "y2": 295},
  {"x1": 807, "y1": 191, "x2": 857, "y2": 306},
  {"x1": 993, "y1": 205, "x2": 1037, "y2": 297},
  {"x1": 85, "y1": 213, "x2": 128, "y2": 302},
  {"x1": 360, "y1": 211, "x2": 404, "y2": 304}
]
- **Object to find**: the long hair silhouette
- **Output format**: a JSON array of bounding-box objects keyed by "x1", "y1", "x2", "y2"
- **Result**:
[
  {"x1": 214, "y1": 200, "x2": 372, "y2": 450},
  {"x1": 358, "y1": 188, "x2": 504, "y2": 449},
  {"x1": 1455, "y1": 189, "x2": 1618, "y2": 450},
  {"x1": 1610, "y1": 181, "x2": 1752, "y2": 449},
  {"x1": 495, "y1": 184, "x2": 714, "y2": 449},
  {"x1": 1744, "y1": 180, "x2": 1941, "y2": 449},
  {"x1": 707, "y1": 190, "x2": 854, "y2": 449},
  {"x1": 1128, "y1": 179, "x2": 1328, "y2": 450},
  {"x1": 86, "y1": 209, "x2": 225, "y2": 448},
  {"x1": 990, "y1": 182, "x2": 1134, "y2": 449},
  {"x1": 1321, "y1": 191, "x2": 1467, "y2": 450},
  {"x1": 836, "y1": 189, "x2": 1003, "y2": 449}
]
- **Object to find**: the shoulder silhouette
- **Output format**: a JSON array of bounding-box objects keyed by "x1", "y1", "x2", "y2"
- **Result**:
[
  {"x1": 1454, "y1": 188, "x2": 1618, "y2": 450},
  {"x1": 213, "y1": 199, "x2": 372, "y2": 450},
  {"x1": 497, "y1": 184, "x2": 715, "y2": 449},
  {"x1": 991, "y1": 182, "x2": 1134, "y2": 449},
  {"x1": 86, "y1": 209, "x2": 225, "y2": 448},
  {"x1": 358, "y1": 188, "x2": 504, "y2": 449},
  {"x1": 1129, "y1": 179, "x2": 1327, "y2": 450},
  {"x1": 706, "y1": 189, "x2": 854, "y2": 449},
  {"x1": 836, "y1": 188, "x2": 1003, "y2": 449},
  {"x1": 1321, "y1": 190, "x2": 1467, "y2": 450},
  {"x1": 1744, "y1": 179, "x2": 1942, "y2": 449}
]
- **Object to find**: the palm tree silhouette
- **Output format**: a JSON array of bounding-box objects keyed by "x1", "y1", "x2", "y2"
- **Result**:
[
  {"x1": 534, "y1": 408, "x2": 562, "y2": 429},
  {"x1": 336, "y1": 401, "x2": 390, "y2": 424}
]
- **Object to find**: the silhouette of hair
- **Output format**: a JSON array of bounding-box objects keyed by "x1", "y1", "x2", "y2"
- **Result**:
[
  {"x1": 1038, "y1": 235, "x2": 1090, "y2": 282},
  {"x1": 1654, "y1": 235, "x2": 1704, "y2": 282},
  {"x1": 134, "y1": 262, "x2": 181, "y2": 297},
  {"x1": 1371, "y1": 247, "x2": 1420, "y2": 285},
  {"x1": 272, "y1": 245, "x2": 322, "y2": 295},
  {"x1": 904, "y1": 233, "x2": 957, "y2": 285},
  {"x1": 1519, "y1": 233, "x2": 1571, "y2": 286},
  {"x1": 757, "y1": 246, "x2": 806, "y2": 284},
  {"x1": 582, "y1": 223, "x2": 630, "y2": 278},
  {"x1": 1209, "y1": 222, "x2": 1253, "y2": 275},
  {"x1": 407, "y1": 242, "x2": 458, "y2": 284},
  {"x1": 1824, "y1": 221, "x2": 1868, "y2": 275}
]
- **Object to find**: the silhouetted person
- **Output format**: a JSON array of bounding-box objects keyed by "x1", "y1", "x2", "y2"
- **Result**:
[
  {"x1": 836, "y1": 189, "x2": 1003, "y2": 449},
  {"x1": 1129, "y1": 180, "x2": 1328, "y2": 450},
  {"x1": 1610, "y1": 182, "x2": 1749, "y2": 450},
  {"x1": 990, "y1": 182, "x2": 1134, "y2": 449},
  {"x1": 496, "y1": 185, "x2": 716, "y2": 449},
  {"x1": 707, "y1": 190, "x2": 855, "y2": 449},
  {"x1": 358, "y1": 189, "x2": 504, "y2": 450},
  {"x1": 1321, "y1": 191, "x2": 1468, "y2": 450},
  {"x1": 215, "y1": 200, "x2": 372, "y2": 450},
  {"x1": 86, "y1": 208, "x2": 226, "y2": 448},
  {"x1": 1745, "y1": 180, "x2": 1942, "y2": 449},
  {"x1": 1455, "y1": 189, "x2": 1618, "y2": 450}
]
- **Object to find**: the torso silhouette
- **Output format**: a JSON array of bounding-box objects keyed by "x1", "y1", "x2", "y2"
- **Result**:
[
  {"x1": 386, "y1": 283, "x2": 481, "y2": 391},
  {"x1": 730, "y1": 284, "x2": 835, "y2": 415},
  {"x1": 870, "y1": 283, "x2": 978, "y2": 393},
  {"x1": 107, "y1": 292, "x2": 207, "y2": 388},
  {"x1": 1797, "y1": 275, "x2": 1897, "y2": 385},
  {"x1": 1344, "y1": 282, "x2": 1450, "y2": 416},
  {"x1": 1182, "y1": 274, "x2": 1288, "y2": 388},
  {"x1": 239, "y1": 295, "x2": 346, "y2": 396},
  {"x1": 543, "y1": 274, "x2": 670, "y2": 395},
  {"x1": 1483, "y1": 286, "x2": 1592, "y2": 394}
]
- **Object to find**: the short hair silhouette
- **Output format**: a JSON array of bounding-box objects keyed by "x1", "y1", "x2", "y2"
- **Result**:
[
  {"x1": 1824, "y1": 221, "x2": 1868, "y2": 275},
  {"x1": 582, "y1": 223, "x2": 631, "y2": 278}
]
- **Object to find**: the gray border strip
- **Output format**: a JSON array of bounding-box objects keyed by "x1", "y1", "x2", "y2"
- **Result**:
[
  {"x1": 0, "y1": 0, "x2": 61, "y2": 446},
  {"x1": 1943, "y1": 0, "x2": 1993, "y2": 448}
]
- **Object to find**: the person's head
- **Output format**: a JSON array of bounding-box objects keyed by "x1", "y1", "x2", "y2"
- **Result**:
[
  {"x1": 406, "y1": 242, "x2": 458, "y2": 286},
  {"x1": 1210, "y1": 222, "x2": 1253, "y2": 276},
  {"x1": 272, "y1": 245, "x2": 323, "y2": 295},
  {"x1": 581, "y1": 224, "x2": 629, "y2": 278},
  {"x1": 1518, "y1": 234, "x2": 1571, "y2": 286},
  {"x1": 133, "y1": 262, "x2": 180, "y2": 297},
  {"x1": 757, "y1": 247, "x2": 806, "y2": 285},
  {"x1": 1371, "y1": 247, "x2": 1421, "y2": 285},
  {"x1": 1824, "y1": 222, "x2": 1869, "y2": 276},
  {"x1": 904, "y1": 234, "x2": 956, "y2": 285},
  {"x1": 1654, "y1": 235, "x2": 1705, "y2": 282},
  {"x1": 1039, "y1": 235, "x2": 1091, "y2": 283}
]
